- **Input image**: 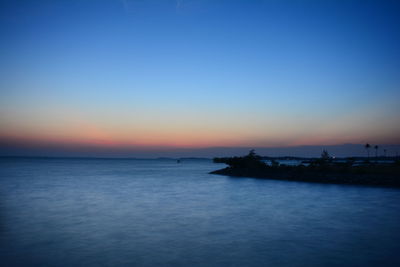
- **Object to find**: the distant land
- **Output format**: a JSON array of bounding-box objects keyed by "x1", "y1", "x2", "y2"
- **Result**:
[
  {"x1": 0, "y1": 142, "x2": 399, "y2": 158},
  {"x1": 210, "y1": 151, "x2": 400, "y2": 188}
]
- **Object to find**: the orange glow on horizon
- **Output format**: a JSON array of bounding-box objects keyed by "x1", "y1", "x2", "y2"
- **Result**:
[
  {"x1": 1, "y1": 129, "x2": 399, "y2": 150},
  {"x1": 1, "y1": 108, "x2": 399, "y2": 150}
]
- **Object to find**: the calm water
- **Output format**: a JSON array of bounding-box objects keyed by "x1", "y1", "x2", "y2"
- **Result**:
[{"x1": 1, "y1": 158, "x2": 400, "y2": 266}]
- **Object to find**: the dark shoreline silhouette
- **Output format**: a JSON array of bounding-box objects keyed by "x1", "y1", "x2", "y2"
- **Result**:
[{"x1": 211, "y1": 151, "x2": 400, "y2": 188}]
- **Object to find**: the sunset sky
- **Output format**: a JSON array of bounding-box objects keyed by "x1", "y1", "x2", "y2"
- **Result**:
[{"x1": 1, "y1": 0, "x2": 399, "y2": 157}]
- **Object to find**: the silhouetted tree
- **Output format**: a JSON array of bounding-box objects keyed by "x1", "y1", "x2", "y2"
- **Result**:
[
  {"x1": 248, "y1": 149, "x2": 257, "y2": 158},
  {"x1": 365, "y1": 143, "x2": 371, "y2": 159},
  {"x1": 215, "y1": 150, "x2": 267, "y2": 169},
  {"x1": 310, "y1": 149, "x2": 332, "y2": 166},
  {"x1": 374, "y1": 145, "x2": 379, "y2": 158},
  {"x1": 321, "y1": 149, "x2": 330, "y2": 160},
  {"x1": 384, "y1": 149, "x2": 387, "y2": 157}
]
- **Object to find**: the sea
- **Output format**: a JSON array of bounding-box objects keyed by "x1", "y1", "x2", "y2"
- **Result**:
[{"x1": 1, "y1": 157, "x2": 400, "y2": 266}]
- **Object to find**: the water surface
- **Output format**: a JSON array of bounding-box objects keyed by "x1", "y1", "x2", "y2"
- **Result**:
[{"x1": 1, "y1": 158, "x2": 400, "y2": 266}]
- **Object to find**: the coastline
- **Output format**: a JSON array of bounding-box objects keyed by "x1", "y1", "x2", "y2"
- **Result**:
[
  {"x1": 210, "y1": 165, "x2": 400, "y2": 188},
  {"x1": 210, "y1": 151, "x2": 400, "y2": 188}
]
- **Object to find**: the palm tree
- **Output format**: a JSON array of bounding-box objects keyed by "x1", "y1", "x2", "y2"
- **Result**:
[
  {"x1": 365, "y1": 143, "x2": 371, "y2": 159},
  {"x1": 374, "y1": 145, "x2": 379, "y2": 158}
]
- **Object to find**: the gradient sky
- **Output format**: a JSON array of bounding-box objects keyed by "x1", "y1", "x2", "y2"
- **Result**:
[{"x1": 1, "y1": 0, "x2": 399, "y2": 156}]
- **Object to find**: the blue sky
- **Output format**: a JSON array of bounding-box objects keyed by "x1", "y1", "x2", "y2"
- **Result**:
[{"x1": 0, "y1": 0, "x2": 399, "y2": 156}]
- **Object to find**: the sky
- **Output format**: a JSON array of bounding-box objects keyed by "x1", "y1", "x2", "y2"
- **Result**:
[{"x1": 0, "y1": 0, "x2": 399, "y2": 157}]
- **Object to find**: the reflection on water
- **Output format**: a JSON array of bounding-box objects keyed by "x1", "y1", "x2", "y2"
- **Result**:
[{"x1": 1, "y1": 158, "x2": 400, "y2": 266}]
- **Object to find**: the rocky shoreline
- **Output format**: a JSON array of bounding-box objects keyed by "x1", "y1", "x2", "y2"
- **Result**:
[
  {"x1": 210, "y1": 151, "x2": 400, "y2": 188},
  {"x1": 211, "y1": 166, "x2": 400, "y2": 187}
]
